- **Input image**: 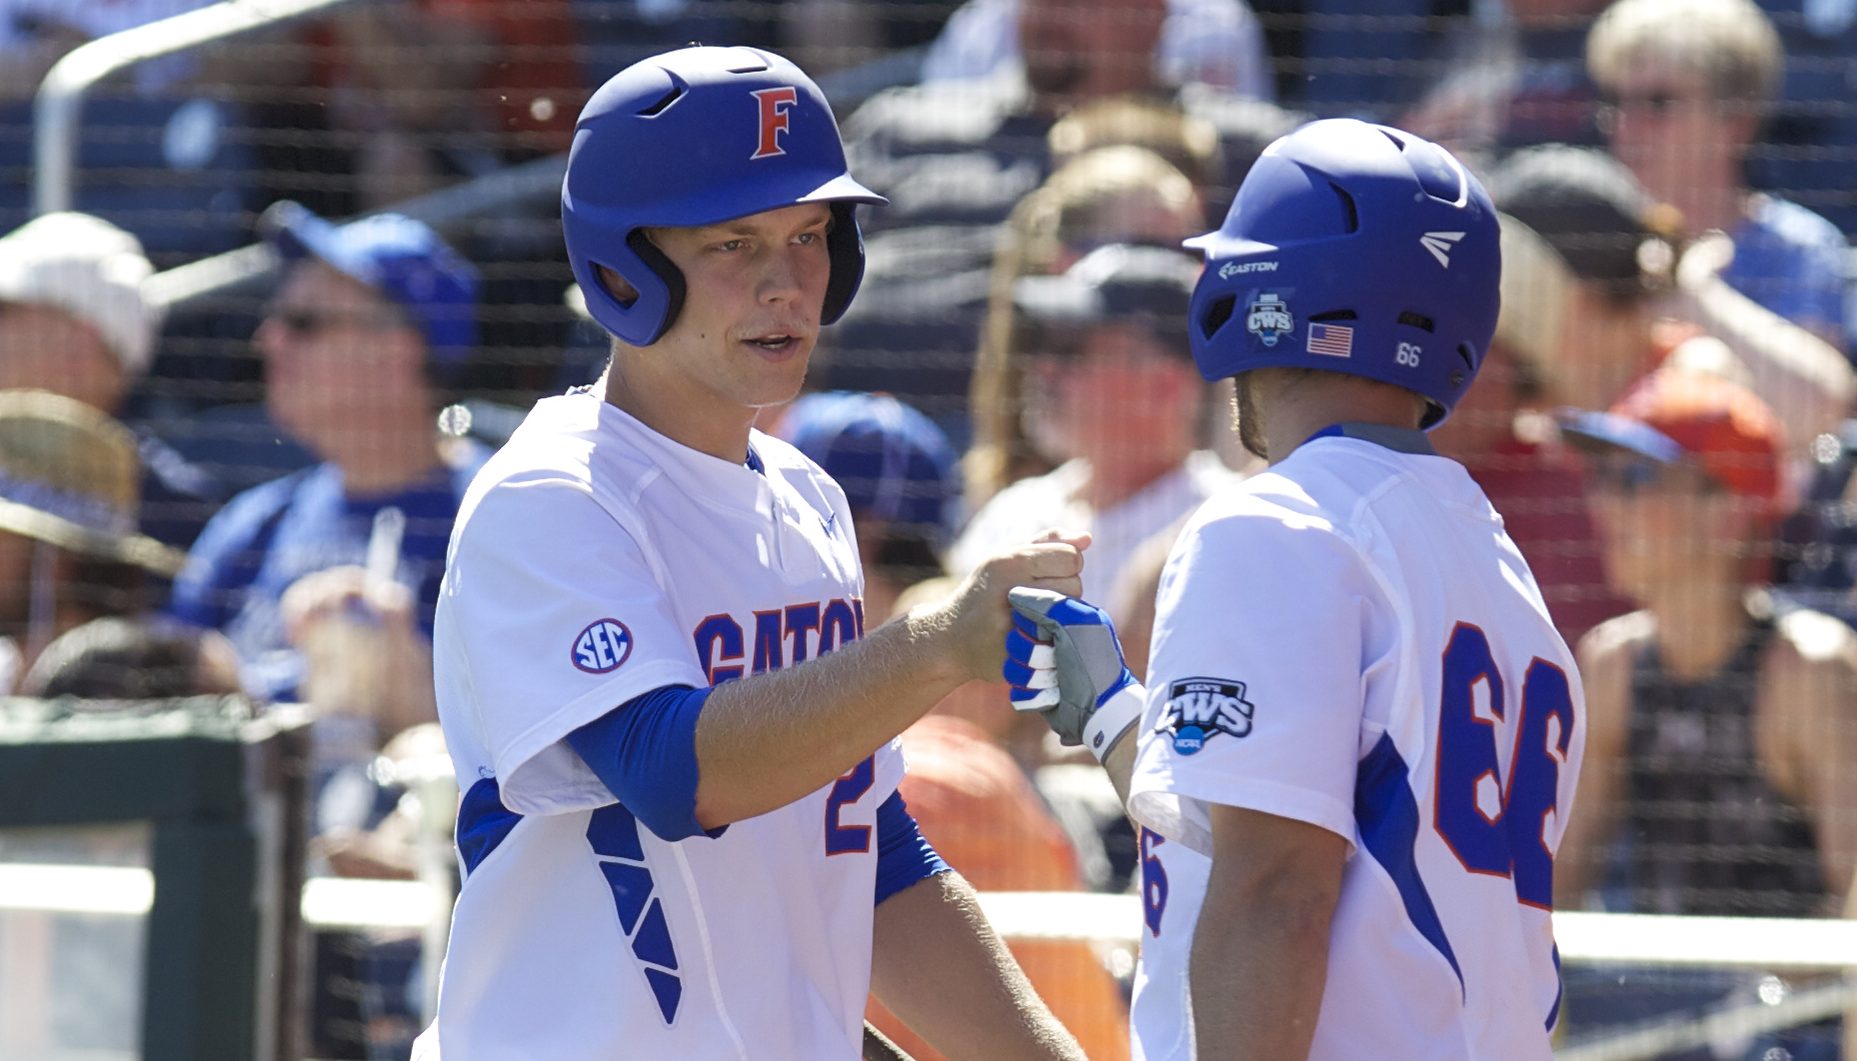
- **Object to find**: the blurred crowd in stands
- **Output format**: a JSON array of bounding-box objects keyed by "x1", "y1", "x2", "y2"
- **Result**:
[{"x1": 2, "y1": 0, "x2": 1857, "y2": 1057}]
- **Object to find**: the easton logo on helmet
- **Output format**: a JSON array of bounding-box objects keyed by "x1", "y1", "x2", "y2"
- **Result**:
[
  {"x1": 751, "y1": 86, "x2": 799, "y2": 160},
  {"x1": 1420, "y1": 230, "x2": 1465, "y2": 268},
  {"x1": 1246, "y1": 293, "x2": 1293, "y2": 347},
  {"x1": 572, "y1": 618, "x2": 634, "y2": 674},
  {"x1": 1219, "y1": 260, "x2": 1278, "y2": 278}
]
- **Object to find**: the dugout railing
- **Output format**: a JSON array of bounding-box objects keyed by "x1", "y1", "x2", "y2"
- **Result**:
[
  {"x1": 4, "y1": 867, "x2": 1852, "y2": 1060},
  {"x1": 0, "y1": 696, "x2": 311, "y2": 1061}
]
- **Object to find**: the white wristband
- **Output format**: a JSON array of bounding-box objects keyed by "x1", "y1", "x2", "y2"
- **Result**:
[{"x1": 1083, "y1": 683, "x2": 1146, "y2": 764}]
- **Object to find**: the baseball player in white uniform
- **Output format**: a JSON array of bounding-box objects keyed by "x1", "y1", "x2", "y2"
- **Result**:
[
  {"x1": 415, "y1": 46, "x2": 1090, "y2": 1060},
  {"x1": 1006, "y1": 119, "x2": 1585, "y2": 1060}
]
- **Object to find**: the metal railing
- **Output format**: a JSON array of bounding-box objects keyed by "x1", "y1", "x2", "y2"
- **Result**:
[{"x1": 33, "y1": 0, "x2": 360, "y2": 218}]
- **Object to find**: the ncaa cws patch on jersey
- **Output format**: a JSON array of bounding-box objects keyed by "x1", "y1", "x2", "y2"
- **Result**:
[{"x1": 1156, "y1": 677, "x2": 1254, "y2": 754}]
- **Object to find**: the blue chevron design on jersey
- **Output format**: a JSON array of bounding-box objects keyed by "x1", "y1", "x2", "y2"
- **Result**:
[{"x1": 588, "y1": 803, "x2": 682, "y2": 1023}]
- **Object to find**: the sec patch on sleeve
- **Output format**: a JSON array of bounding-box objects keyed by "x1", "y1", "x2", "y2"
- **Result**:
[
  {"x1": 572, "y1": 618, "x2": 634, "y2": 674},
  {"x1": 1158, "y1": 677, "x2": 1254, "y2": 755}
]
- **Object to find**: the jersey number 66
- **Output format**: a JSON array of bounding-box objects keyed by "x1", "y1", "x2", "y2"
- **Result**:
[{"x1": 1432, "y1": 622, "x2": 1576, "y2": 909}]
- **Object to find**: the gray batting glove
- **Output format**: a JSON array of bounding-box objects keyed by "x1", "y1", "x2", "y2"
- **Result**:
[{"x1": 1004, "y1": 586, "x2": 1138, "y2": 747}]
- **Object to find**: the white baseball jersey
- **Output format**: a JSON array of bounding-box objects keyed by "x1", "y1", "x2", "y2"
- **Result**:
[
  {"x1": 415, "y1": 391, "x2": 901, "y2": 1060},
  {"x1": 1127, "y1": 432, "x2": 1584, "y2": 1061}
]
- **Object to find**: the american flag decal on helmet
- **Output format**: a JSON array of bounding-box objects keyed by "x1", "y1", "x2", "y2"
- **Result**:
[{"x1": 1306, "y1": 322, "x2": 1354, "y2": 358}]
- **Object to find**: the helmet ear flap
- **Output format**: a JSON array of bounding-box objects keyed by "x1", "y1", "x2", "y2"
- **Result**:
[
  {"x1": 624, "y1": 229, "x2": 687, "y2": 342},
  {"x1": 820, "y1": 202, "x2": 866, "y2": 326},
  {"x1": 574, "y1": 230, "x2": 687, "y2": 347}
]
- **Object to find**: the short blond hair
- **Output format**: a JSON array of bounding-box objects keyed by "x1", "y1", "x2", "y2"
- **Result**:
[
  {"x1": 1014, "y1": 145, "x2": 1202, "y2": 272},
  {"x1": 1048, "y1": 95, "x2": 1224, "y2": 192},
  {"x1": 1587, "y1": 0, "x2": 1782, "y2": 111}
]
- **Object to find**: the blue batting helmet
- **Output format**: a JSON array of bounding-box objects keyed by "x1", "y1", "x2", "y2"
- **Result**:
[
  {"x1": 1185, "y1": 119, "x2": 1500, "y2": 427},
  {"x1": 562, "y1": 46, "x2": 887, "y2": 347}
]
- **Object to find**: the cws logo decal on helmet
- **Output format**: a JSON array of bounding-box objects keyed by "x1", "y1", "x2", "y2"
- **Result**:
[
  {"x1": 561, "y1": 46, "x2": 887, "y2": 347},
  {"x1": 1246, "y1": 293, "x2": 1292, "y2": 347},
  {"x1": 1184, "y1": 118, "x2": 1501, "y2": 427}
]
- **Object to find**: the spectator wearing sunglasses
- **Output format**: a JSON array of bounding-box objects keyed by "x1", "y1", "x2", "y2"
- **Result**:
[
  {"x1": 1555, "y1": 363, "x2": 1857, "y2": 1053},
  {"x1": 169, "y1": 212, "x2": 480, "y2": 1061},
  {"x1": 1559, "y1": 365, "x2": 1857, "y2": 922},
  {"x1": 168, "y1": 202, "x2": 486, "y2": 711},
  {"x1": 1588, "y1": 0, "x2": 1851, "y2": 357},
  {"x1": 950, "y1": 242, "x2": 1242, "y2": 605},
  {"x1": 967, "y1": 146, "x2": 1216, "y2": 510}
]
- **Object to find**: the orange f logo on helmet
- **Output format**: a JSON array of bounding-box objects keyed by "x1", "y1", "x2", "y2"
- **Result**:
[{"x1": 751, "y1": 86, "x2": 798, "y2": 160}]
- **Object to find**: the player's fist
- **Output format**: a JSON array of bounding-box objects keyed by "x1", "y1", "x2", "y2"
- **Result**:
[
  {"x1": 1005, "y1": 587, "x2": 1136, "y2": 749},
  {"x1": 931, "y1": 533, "x2": 1087, "y2": 680}
]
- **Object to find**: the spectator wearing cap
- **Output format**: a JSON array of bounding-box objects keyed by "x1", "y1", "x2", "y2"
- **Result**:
[
  {"x1": 0, "y1": 211, "x2": 225, "y2": 548},
  {"x1": 0, "y1": 390, "x2": 185, "y2": 691},
  {"x1": 774, "y1": 391, "x2": 961, "y2": 622},
  {"x1": 1559, "y1": 366, "x2": 1857, "y2": 923},
  {"x1": 170, "y1": 211, "x2": 474, "y2": 1061},
  {"x1": 1588, "y1": 0, "x2": 1851, "y2": 355},
  {"x1": 952, "y1": 242, "x2": 1241, "y2": 605},
  {"x1": 1556, "y1": 364, "x2": 1857, "y2": 1054},
  {"x1": 968, "y1": 146, "x2": 1213, "y2": 508},
  {"x1": 1489, "y1": 144, "x2": 1853, "y2": 455},
  {"x1": 168, "y1": 203, "x2": 485, "y2": 709}
]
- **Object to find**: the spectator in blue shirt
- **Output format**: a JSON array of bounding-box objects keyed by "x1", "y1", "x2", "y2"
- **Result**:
[
  {"x1": 168, "y1": 203, "x2": 486, "y2": 706},
  {"x1": 1751, "y1": 0, "x2": 1857, "y2": 239},
  {"x1": 1587, "y1": 0, "x2": 1851, "y2": 354}
]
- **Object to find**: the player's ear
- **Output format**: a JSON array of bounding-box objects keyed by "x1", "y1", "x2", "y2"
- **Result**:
[{"x1": 597, "y1": 264, "x2": 640, "y2": 309}]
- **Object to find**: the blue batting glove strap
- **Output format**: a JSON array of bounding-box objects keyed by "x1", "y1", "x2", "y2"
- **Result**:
[
  {"x1": 1005, "y1": 586, "x2": 1137, "y2": 745},
  {"x1": 1003, "y1": 610, "x2": 1059, "y2": 710},
  {"x1": 1005, "y1": 621, "x2": 1043, "y2": 665}
]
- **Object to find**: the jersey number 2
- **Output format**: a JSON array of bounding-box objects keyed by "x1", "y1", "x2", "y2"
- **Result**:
[
  {"x1": 1433, "y1": 622, "x2": 1575, "y2": 908},
  {"x1": 824, "y1": 756, "x2": 876, "y2": 855}
]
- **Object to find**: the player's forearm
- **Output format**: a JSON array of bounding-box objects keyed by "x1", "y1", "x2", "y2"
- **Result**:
[
  {"x1": 1666, "y1": 276, "x2": 1853, "y2": 451},
  {"x1": 1191, "y1": 809, "x2": 1345, "y2": 1060},
  {"x1": 870, "y1": 871, "x2": 1088, "y2": 1061},
  {"x1": 1190, "y1": 870, "x2": 1336, "y2": 1059},
  {"x1": 1103, "y1": 732, "x2": 1137, "y2": 809},
  {"x1": 691, "y1": 604, "x2": 968, "y2": 828}
]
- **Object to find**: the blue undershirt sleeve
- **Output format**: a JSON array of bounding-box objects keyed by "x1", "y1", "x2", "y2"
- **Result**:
[
  {"x1": 566, "y1": 684, "x2": 717, "y2": 843},
  {"x1": 873, "y1": 790, "x2": 951, "y2": 906}
]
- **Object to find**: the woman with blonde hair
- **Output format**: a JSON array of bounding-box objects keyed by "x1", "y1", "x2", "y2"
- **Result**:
[{"x1": 965, "y1": 143, "x2": 1207, "y2": 509}]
